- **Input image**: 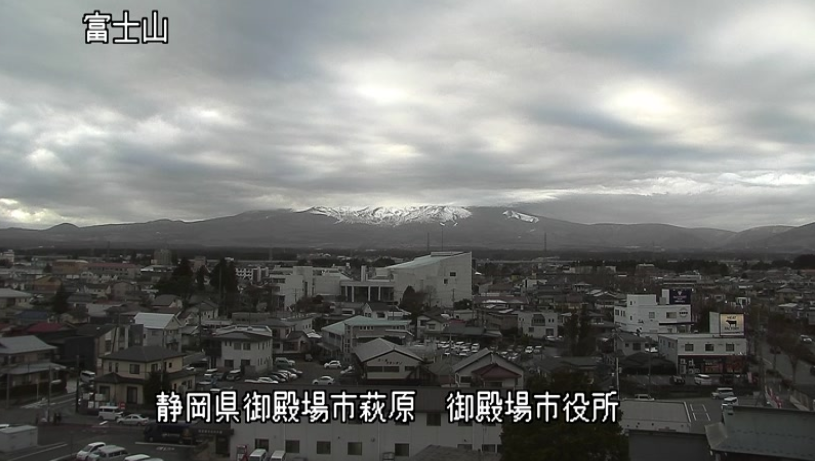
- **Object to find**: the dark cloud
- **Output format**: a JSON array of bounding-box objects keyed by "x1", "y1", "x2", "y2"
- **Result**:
[{"x1": 1, "y1": 0, "x2": 814, "y2": 231}]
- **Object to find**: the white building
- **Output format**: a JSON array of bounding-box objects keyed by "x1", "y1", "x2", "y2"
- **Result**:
[
  {"x1": 517, "y1": 311, "x2": 559, "y2": 339},
  {"x1": 269, "y1": 266, "x2": 351, "y2": 308},
  {"x1": 133, "y1": 312, "x2": 183, "y2": 351},
  {"x1": 384, "y1": 252, "x2": 473, "y2": 308},
  {"x1": 353, "y1": 338, "x2": 424, "y2": 382},
  {"x1": 229, "y1": 384, "x2": 504, "y2": 461},
  {"x1": 362, "y1": 302, "x2": 408, "y2": 321},
  {"x1": 0, "y1": 250, "x2": 15, "y2": 264},
  {"x1": 207, "y1": 325, "x2": 274, "y2": 373},
  {"x1": 657, "y1": 334, "x2": 748, "y2": 375},
  {"x1": 614, "y1": 289, "x2": 694, "y2": 340},
  {"x1": 235, "y1": 265, "x2": 270, "y2": 284},
  {"x1": 321, "y1": 316, "x2": 412, "y2": 360}
]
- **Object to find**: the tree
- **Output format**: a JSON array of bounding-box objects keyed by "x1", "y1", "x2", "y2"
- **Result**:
[
  {"x1": 42, "y1": 263, "x2": 52, "y2": 274},
  {"x1": 143, "y1": 370, "x2": 172, "y2": 409},
  {"x1": 453, "y1": 299, "x2": 473, "y2": 310},
  {"x1": 209, "y1": 258, "x2": 239, "y2": 294},
  {"x1": 195, "y1": 265, "x2": 208, "y2": 292},
  {"x1": 51, "y1": 284, "x2": 70, "y2": 315},
  {"x1": 399, "y1": 286, "x2": 428, "y2": 333},
  {"x1": 155, "y1": 258, "x2": 195, "y2": 301},
  {"x1": 501, "y1": 371, "x2": 629, "y2": 461}
]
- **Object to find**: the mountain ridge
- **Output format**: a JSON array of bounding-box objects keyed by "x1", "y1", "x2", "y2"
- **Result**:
[{"x1": 0, "y1": 205, "x2": 809, "y2": 252}]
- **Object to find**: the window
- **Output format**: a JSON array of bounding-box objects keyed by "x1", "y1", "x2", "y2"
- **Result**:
[
  {"x1": 705, "y1": 344, "x2": 714, "y2": 352},
  {"x1": 347, "y1": 442, "x2": 363, "y2": 456},
  {"x1": 129, "y1": 364, "x2": 140, "y2": 374},
  {"x1": 151, "y1": 363, "x2": 159, "y2": 372},
  {"x1": 225, "y1": 359, "x2": 234, "y2": 368},
  {"x1": 383, "y1": 366, "x2": 399, "y2": 373},
  {"x1": 241, "y1": 359, "x2": 250, "y2": 367},
  {"x1": 366, "y1": 366, "x2": 383, "y2": 373},
  {"x1": 243, "y1": 343, "x2": 251, "y2": 351},
  {"x1": 444, "y1": 279, "x2": 449, "y2": 285},
  {"x1": 648, "y1": 312, "x2": 655, "y2": 319},
  {"x1": 482, "y1": 445, "x2": 497, "y2": 453},
  {"x1": 394, "y1": 444, "x2": 410, "y2": 457},
  {"x1": 254, "y1": 439, "x2": 269, "y2": 450},
  {"x1": 632, "y1": 343, "x2": 641, "y2": 351},
  {"x1": 666, "y1": 312, "x2": 677, "y2": 319},
  {"x1": 285, "y1": 440, "x2": 300, "y2": 454},
  {"x1": 426, "y1": 413, "x2": 442, "y2": 426},
  {"x1": 528, "y1": 327, "x2": 534, "y2": 333},
  {"x1": 684, "y1": 343, "x2": 694, "y2": 352},
  {"x1": 449, "y1": 272, "x2": 457, "y2": 277},
  {"x1": 726, "y1": 343, "x2": 735, "y2": 352},
  {"x1": 316, "y1": 441, "x2": 331, "y2": 455},
  {"x1": 458, "y1": 444, "x2": 472, "y2": 450}
]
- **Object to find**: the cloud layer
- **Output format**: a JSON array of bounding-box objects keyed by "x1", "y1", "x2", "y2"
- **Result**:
[{"x1": 1, "y1": 0, "x2": 814, "y2": 231}]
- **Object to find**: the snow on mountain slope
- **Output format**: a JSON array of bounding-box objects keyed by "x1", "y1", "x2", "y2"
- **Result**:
[
  {"x1": 302, "y1": 206, "x2": 473, "y2": 226},
  {"x1": 503, "y1": 210, "x2": 540, "y2": 223}
]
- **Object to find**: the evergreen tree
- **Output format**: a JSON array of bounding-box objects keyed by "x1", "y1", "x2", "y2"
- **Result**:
[
  {"x1": 51, "y1": 283, "x2": 70, "y2": 315},
  {"x1": 143, "y1": 370, "x2": 172, "y2": 409},
  {"x1": 502, "y1": 371, "x2": 629, "y2": 461}
]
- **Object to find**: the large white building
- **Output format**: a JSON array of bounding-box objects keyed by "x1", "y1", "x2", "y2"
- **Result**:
[
  {"x1": 613, "y1": 289, "x2": 694, "y2": 340},
  {"x1": 269, "y1": 266, "x2": 352, "y2": 308},
  {"x1": 321, "y1": 315, "x2": 412, "y2": 360},
  {"x1": 207, "y1": 324, "x2": 275, "y2": 373},
  {"x1": 385, "y1": 252, "x2": 473, "y2": 308},
  {"x1": 229, "y1": 384, "x2": 504, "y2": 461},
  {"x1": 517, "y1": 311, "x2": 559, "y2": 339}
]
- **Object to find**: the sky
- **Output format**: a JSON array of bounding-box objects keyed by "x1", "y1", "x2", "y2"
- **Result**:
[{"x1": 1, "y1": 0, "x2": 815, "y2": 231}]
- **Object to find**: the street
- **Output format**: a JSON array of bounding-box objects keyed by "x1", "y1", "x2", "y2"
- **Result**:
[{"x1": 760, "y1": 341, "x2": 815, "y2": 385}]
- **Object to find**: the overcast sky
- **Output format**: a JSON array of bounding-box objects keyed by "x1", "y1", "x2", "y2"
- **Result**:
[{"x1": 1, "y1": 1, "x2": 814, "y2": 231}]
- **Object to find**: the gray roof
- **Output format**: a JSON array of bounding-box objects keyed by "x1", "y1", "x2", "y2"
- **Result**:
[
  {"x1": 619, "y1": 401, "x2": 692, "y2": 433},
  {"x1": 0, "y1": 336, "x2": 56, "y2": 355},
  {"x1": 452, "y1": 349, "x2": 522, "y2": 375},
  {"x1": 103, "y1": 345, "x2": 186, "y2": 363},
  {"x1": 365, "y1": 302, "x2": 396, "y2": 312},
  {"x1": 354, "y1": 338, "x2": 422, "y2": 363},
  {"x1": 153, "y1": 294, "x2": 181, "y2": 306},
  {"x1": 134, "y1": 312, "x2": 178, "y2": 329},
  {"x1": 0, "y1": 288, "x2": 32, "y2": 299},
  {"x1": 408, "y1": 445, "x2": 502, "y2": 461},
  {"x1": 706, "y1": 406, "x2": 815, "y2": 460}
]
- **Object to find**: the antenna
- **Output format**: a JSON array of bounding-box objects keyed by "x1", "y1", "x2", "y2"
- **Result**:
[{"x1": 544, "y1": 232, "x2": 548, "y2": 253}]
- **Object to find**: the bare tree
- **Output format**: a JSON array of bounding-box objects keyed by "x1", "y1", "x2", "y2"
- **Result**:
[{"x1": 779, "y1": 325, "x2": 803, "y2": 385}]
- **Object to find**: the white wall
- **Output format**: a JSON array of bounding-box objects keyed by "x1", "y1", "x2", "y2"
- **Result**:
[
  {"x1": 232, "y1": 414, "x2": 503, "y2": 461},
  {"x1": 658, "y1": 334, "x2": 748, "y2": 364},
  {"x1": 389, "y1": 253, "x2": 472, "y2": 308},
  {"x1": 614, "y1": 294, "x2": 691, "y2": 339},
  {"x1": 218, "y1": 339, "x2": 274, "y2": 372},
  {"x1": 517, "y1": 311, "x2": 558, "y2": 339}
]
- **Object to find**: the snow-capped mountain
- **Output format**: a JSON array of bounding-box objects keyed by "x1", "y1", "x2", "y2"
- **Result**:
[
  {"x1": 302, "y1": 206, "x2": 472, "y2": 226},
  {"x1": 503, "y1": 210, "x2": 540, "y2": 223}
]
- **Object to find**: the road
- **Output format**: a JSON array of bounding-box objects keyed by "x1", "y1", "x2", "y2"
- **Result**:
[{"x1": 760, "y1": 341, "x2": 815, "y2": 385}]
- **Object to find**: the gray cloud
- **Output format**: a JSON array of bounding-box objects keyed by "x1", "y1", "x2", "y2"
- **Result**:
[{"x1": 1, "y1": 0, "x2": 815, "y2": 232}]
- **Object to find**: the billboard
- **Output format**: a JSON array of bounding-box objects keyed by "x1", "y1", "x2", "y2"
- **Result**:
[
  {"x1": 668, "y1": 289, "x2": 692, "y2": 305},
  {"x1": 718, "y1": 313, "x2": 744, "y2": 335}
]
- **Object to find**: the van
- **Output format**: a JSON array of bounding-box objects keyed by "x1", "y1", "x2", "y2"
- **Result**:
[
  {"x1": 88, "y1": 445, "x2": 128, "y2": 461},
  {"x1": 722, "y1": 396, "x2": 739, "y2": 407},
  {"x1": 274, "y1": 358, "x2": 294, "y2": 368},
  {"x1": 712, "y1": 387, "x2": 735, "y2": 399},
  {"x1": 98, "y1": 405, "x2": 124, "y2": 421},
  {"x1": 80, "y1": 370, "x2": 96, "y2": 384},
  {"x1": 270, "y1": 451, "x2": 286, "y2": 461},
  {"x1": 248, "y1": 449, "x2": 268, "y2": 461},
  {"x1": 225, "y1": 370, "x2": 243, "y2": 382},
  {"x1": 694, "y1": 374, "x2": 712, "y2": 385}
]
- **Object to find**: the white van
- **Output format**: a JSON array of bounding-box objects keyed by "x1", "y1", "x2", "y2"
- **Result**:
[
  {"x1": 694, "y1": 374, "x2": 712, "y2": 385},
  {"x1": 248, "y1": 449, "x2": 268, "y2": 461},
  {"x1": 124, "y1": 455, "x2": 152, "y2": 461},
  {"x1": 88, "y1": 445, "x2": 129, "y2": 461},
  {"x1": 270, "y1": 451, "x2": 286, "y2": 461},
  {"x1": 80, "y1": 370, "x2": 96, "y2": 384},
  {"x1": 98, "y1": 405, "x2": 124, "y2": 421}
]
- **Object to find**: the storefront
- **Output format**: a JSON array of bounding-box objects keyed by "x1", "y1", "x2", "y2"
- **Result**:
[
  {"x1": 678, "y1": 355, "x2": 747, "y2": 375},
  {"x1": 193, "y1": 423, "x2": 233, "y2": 457}
]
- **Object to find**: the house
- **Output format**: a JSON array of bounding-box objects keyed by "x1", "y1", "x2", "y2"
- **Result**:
[
  {"x1": 0, "y1": 289, "x2": 33, "y2": 309},
  {"x1": 321, "y1": 316, "x2": 412, "y2": 360},
  {"x1": 203, "y1": 325, "x2": 274, "y2": 374},
  {"x1": 362, "y1": 302, "x2": 407, "y2": 321},
  {"x1": 517, "y1": 311, "x2": 559, "y2": 339},
  {"x1": 151, "y1": 294, "x2": 183, "y2": 310},
  {"x1": 31, "y1": 276, "x2": 62, "y2": 296},
  {"x1": 416, "y1": 311, "x2": 449, "y2": 339},
  {"x1": 451, "y1": 349, "x2": 524, "y2": 389},
  {"x1": 0, "y1": 335, "x2": 66, "y2": 398},
  {"x1": 95, "y1": 345, "x2": 195, "y2": 406},
  {"x1": 109, "y1": 281, "x2": 139, "y2": 301},
  {"x1": 537, "y1": 357, "x2": 602, "y2": 384},
  {"x1": 133, "y1": 312, "x2": 183, "y2": 351},
  {"x1": 76, "y1": 324, "x2": 133, "y2": 370},
  {"x1": 430, "y1": 324, "x2": 502, "y2": 344},
  {"x1": 353, "y1": 338, "x2": 424, "y2": 383}
]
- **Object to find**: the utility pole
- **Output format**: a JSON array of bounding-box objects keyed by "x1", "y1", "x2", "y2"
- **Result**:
[
  {"x1": 75, "y1": 355, "x2": 80, "y2": 412},
  {"x1": 756, "y1": 303, "x2": 766, "y2": 405},
  {"x1": 647, "y1": 337, "x2": 652, "y2": 397}
]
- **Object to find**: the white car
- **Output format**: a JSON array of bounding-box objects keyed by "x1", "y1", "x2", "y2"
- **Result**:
[
  {"x1": 256, "y1": 377, "x2": 278, "y2": 384},
  {"x1": 525, "y1": 346, "x2": 534, "y2": 354},
  {"x1": 341, "y1": 366, "x2": 355, "y2": 376},
  {"x1": 124, "y1": 455, "x2": 153, "y2": 461},
  {"x1": 324, "y1": 360, "x2": 342, "y2": 369},
  {"x1": 116, "y1": 414, "x2": 150, "y2": 426},
  {"x1": 312, "y1": 376, "x2": 335, "y2": 385},
  {"x1": 77, "y1": 442, "x2": 106, "y2": 461}
]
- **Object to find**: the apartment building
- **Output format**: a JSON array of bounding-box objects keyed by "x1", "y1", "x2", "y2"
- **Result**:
[
  {"x1": 517, "y1": 310, "x2": 560, "y2": 339},
  {"x1": 657, "y1": 311, "x2": 747, "y2": 375},
  {"x1": 87, "y1": 263, "x2": 140, "y2": 280},
  {"x1": 204, "y1": 325, "x2": 274, "y2": 373},
  {"x1": 95, "y1": 345, "x2": 195, "y2": 405},
  {"x1": 614, "y1": 289, "x2": 694, "y2": 339},
  {"x1": 321, "y1": 316, "x2": 411, "y2": 359},
  {"x1": 269, "y1": 266, "x2": 351, "y2": 308},
  {"x1": 133, "y1": 312, "x2": 183, "y2": 351}
]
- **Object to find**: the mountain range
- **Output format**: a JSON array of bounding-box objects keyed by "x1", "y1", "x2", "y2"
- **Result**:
[{"x1": 0, "y1": 206, "x2": 812, "y2": 253}]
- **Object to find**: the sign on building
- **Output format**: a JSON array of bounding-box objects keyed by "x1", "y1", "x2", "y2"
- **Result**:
[
  {"x1": 712, "y1": 313, "x2": 744, "y2": 335},
  {"x1": 668, "y1": 289, "x2": 692, "y2": 305}
]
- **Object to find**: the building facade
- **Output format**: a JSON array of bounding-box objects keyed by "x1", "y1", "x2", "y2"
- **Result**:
[
  {"x1": 384, "y1": 252, "x2": 473, "y2": 308},
  {"x1": 657, "y1": 334, "x2": 748, "y2": 375},
  {"x1": 614, "y1": 289, "x2": 694, "y2": 339}
]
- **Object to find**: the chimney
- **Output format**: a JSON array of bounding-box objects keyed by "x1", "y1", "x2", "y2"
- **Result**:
[{"x1": 361, "y1": 265, "x2": 368, "y2": 282}]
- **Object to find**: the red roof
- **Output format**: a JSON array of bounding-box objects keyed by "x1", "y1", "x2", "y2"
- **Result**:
[{"x1": 26, "y1": 322, "x2": 65, "y2": 333}]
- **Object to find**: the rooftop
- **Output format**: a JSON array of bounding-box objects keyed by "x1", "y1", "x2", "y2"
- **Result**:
[
  {"x1": 0, "y1": 335, "x2": 56, "y2": 355},
  {"x1": 706, "y1": 406, "x2": 815, "y2": 460},
  {"x1": 354, "y1": 338, "x2": 422, "y2": 363},
  {"x1": 386, "y1": 252, "x2": 469, "y2": 270},
  {"x1": 322, "y1": 315, "x2": 410, "y2": 336},
  {"x1": 0, "y1": 288, "x2": 32, "y2": 299},
  {"x1": 134, "y1": 312, "x2": 179, "y2": 329},
  {"x1": 103, "y1": 345, "x2": 186, "y2": 363}
]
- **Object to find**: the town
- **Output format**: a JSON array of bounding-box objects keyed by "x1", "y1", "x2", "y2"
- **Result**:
[{"x1": 0, "y1": 247, "x2": 814, "y2": 461}]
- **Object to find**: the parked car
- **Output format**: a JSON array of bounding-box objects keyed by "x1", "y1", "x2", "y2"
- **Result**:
[
  {"x1": 269, "y1": 372, "x2": 288, "y2": 382},
  {"x1": 87, "y1": 445, "x2": 128, "y2": 461},
  {"x1": 77, "y1": 442, "x2": 106, "y2": 461},
  {"x1": 324, "y1": 360, "x2": 342, "y2": 369},
  {"x1": 800, "y1": 335, "x2": 813, "y2": 344},
  {"x1": 124, "y1": 455, "x2": 152, "y2": 461},
  {"x1": 312, "y1": 376, "x2": 335, "y2": 385},
  {"x1": 722, "y1": 396, "x2": 739, "y2": 409},
  {"x1": 256, "y1": 377, "x2": 278, "y2": 384},
  {"x1": 224, "y1": 370, "x2": 243, "y2": 382},
  {"x1": 289, "y1": 368, "x2": 304, "y2": 377},
  {"x1": 79, "y1": 370, "x2": 96, "y2": 384},
  {"x1": 694, "y1": 374, "x2": 712, "y2": 385},
  {"x1": 670, "y1": 375, "x2": 686, "y2": 385},
  {"x1": 341, "y1": 366, "x2": 355, "y2": 376},
  {"x1": 116, "y1": 414, "x2": 150, "y2": 426},
  {"x1": 712, "y1": 387, "x2": 735, "y2": 400},
  {"x1": 274, "y1": 358, "x2": 295, "y2": 368},
  {"x1": 633, "y1": 394, "x2": 654, "y2": 401}
]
